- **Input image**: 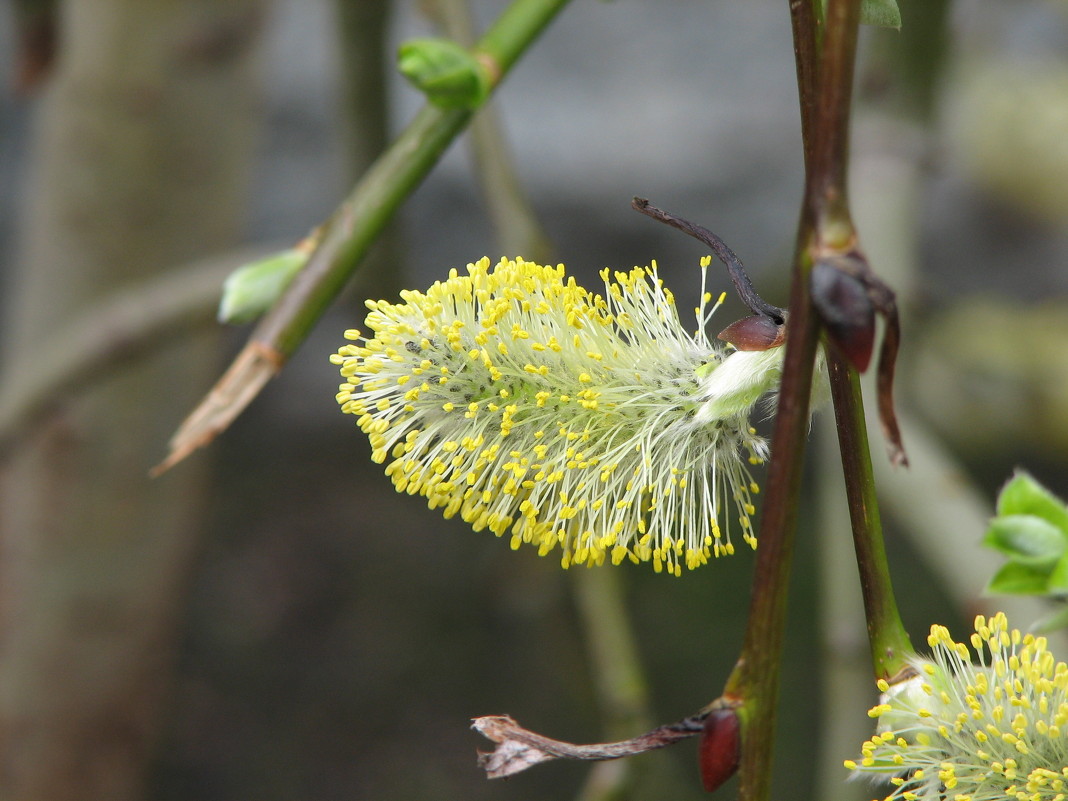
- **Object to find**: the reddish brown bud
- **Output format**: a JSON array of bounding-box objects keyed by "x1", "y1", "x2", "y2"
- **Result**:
[
  {"x1": 717, "y1": 315, "x2": 786, "y2": 351},
  {"x1": 811, "y1": 259, "x2": 875, "y2": 371},
  {"x1": 697, "y1": 707, "x2": 741, "y2": 793}
]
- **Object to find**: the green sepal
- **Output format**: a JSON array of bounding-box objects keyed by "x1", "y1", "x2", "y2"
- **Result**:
[
  {"x1": 397, "y1": 38, "x2": 490, "y2": 109},
  {"x1": 986, "y1": 561, "x2": 1053, "y2": 595},
  {"x1": 982, "y1": 514, "x2": 1067, "y2": 568},
  {"x1": 996, "y1": 471, "x2": 1068, "y2": 535},
  {"x1": 218, "y1": 248, "x2": 307, "y2": 325}
]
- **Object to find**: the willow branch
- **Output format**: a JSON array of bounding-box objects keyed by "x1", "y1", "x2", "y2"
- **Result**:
[
  {"x1": 722, "y1": 2, "x2": 865, "y2": 799},
  {"x1": 789, "y1": 0, "x2": 820, "y2": 172},
  {"x1": 156, "y1": 0, "x2": 573, "y2": 474},
  {"x1": 828, "y1": 353, "x2": 912, "y2": 679},
  {"x1": 723, "y1": 236, "x2": 822, "y2": 801}
]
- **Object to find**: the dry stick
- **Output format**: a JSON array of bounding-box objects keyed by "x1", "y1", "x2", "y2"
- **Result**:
[
  {"x1": 155, "y1": 0, "x2": 573, "y2": 475},
  {"x1": 472, "y1": 713, "x2": 706, "y2": 779}
]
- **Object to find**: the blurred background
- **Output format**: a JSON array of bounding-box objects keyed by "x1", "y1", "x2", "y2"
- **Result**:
[{"x1": 1, "y1": 1, "x2": 1067, "y2": 800}]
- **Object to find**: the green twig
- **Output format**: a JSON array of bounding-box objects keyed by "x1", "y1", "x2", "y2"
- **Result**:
[
  {"x1": 827, "y1": 353, "x2": 912, "y2": 679},
  {"x1": 158, "y1": 0, "x2": 572, "y2": 473},
  {"x1": 810, "y1": 0, "x2": 913, "y2": 684},
  {"x1": 814, "y1": 422, "x2": 874, "y2": 801},
  {"x1": 571, "y1": 568, "x2": 656, "y2": 801}
]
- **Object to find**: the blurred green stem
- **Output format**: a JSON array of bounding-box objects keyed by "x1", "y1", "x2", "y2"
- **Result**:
[
  {"x1": 429, "y1": 0, "x2": 554, "y2": 261},
  {"x1": 828, "y1": 354, "x2": 912, "y2": 679},
  {"x1": 334, "y1": 0, "x2": 402, "y2": 301},
  {"x1": 572, "y1": 569, "x2": 654, "y2": 740},
  {"x1": 572, "y1": 570, "x2": 656, "y2": 801}
]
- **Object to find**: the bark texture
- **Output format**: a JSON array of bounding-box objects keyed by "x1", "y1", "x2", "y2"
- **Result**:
[{"x1": 0, "y1": 1, "x2": 263, "y2": 798}]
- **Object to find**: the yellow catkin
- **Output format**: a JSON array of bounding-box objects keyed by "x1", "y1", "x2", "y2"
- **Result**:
[{"x1": 332, "y1": 256, "x2": 785, "y2": 574}]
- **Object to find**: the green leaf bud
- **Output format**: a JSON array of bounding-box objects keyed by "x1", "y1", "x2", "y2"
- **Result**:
[
  {"x1": 397, "y1": 38, "x2": 490, "y2": 109},
  {"x1": 218, "y1": 248, "x2": 307, "y2": 325}
]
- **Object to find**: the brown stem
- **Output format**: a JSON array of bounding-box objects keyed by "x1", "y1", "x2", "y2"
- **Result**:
[
  {"x1": 725, "y1": 251, "x2": 822, "y2": 801},
  {"x1": 807, "y1": 0, "x2": 861, "y2": 233},
  {"x1": 789, "y1": 0, "x2": 820, "y2": 172},
  {"x1": 725, "y1": 2, "x2": 864, "y2": 799},
  {"x1": 631, "y1": 198, "x2": 786, "y2": 322}
]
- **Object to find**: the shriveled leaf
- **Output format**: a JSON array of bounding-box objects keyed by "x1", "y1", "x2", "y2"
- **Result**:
[
  {"x1": 472, "y1": 716, "x2": 561, "y2": 778},
  {"x1": 996, "y1": 472, "x2": 1068, "y2": 535},
  {"x1": 986, "y1": 561, "x2": 1053, "y2": 595},
  {"x1": 983, "y1": 514, "x2": 1067, "y2": 567},
  {"x1": 811, "y1": 259, "x2": 875, "y2": 372},
  {"x1": 471, "y1": 713, "x2": 703, "y2": 780}
]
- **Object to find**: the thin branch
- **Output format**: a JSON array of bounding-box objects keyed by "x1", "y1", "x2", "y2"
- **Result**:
[
  {"x1": 827, "y1": 351, "x2": 912, "y2": 680},
  {"x1": 807, "y1": 0, "x2": 861, "y2": 229},
  {"x1": 724, "y1": 240, "x2": 822, "y2": 801},
  {"x1": 722, "y1": 2, "x2": 864, "y2": 799},
  {"x1": 156, "y1": 0, "x2": 574, "y2": 474},
  {"x1": 788, "y1": 0, "x2": 820, "y2": 172},
  {"x1": 631, "y1": 198, "x2": 786, "y2": 323}
]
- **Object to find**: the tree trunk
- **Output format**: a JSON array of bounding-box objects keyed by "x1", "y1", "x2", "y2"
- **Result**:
[{"x1": 0, "y1": 1, "x2": 263, "y2": 799}]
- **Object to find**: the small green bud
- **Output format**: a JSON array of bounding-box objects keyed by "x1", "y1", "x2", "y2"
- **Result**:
[
  {"x1": 397, "y1": 38, "x2": 490, "y2": 109},
  {"x1": 218, "y1": 248, "x2": 307, "y2": 325}
]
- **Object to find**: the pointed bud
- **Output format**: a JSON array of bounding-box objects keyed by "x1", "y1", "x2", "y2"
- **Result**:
[
  {"x1": 218, "y1": 248, "x2": 307, "y2": 325},
  {"x1": 397, "y1": 38, "x2": 490, "y2": 109},
  {"x1": 810, "y1": 257, "x2": 875, "y2": 372},
  {"x1": 697, "y1": 706, "x2": 741, "y2": 793},
  {"x1": 717, "y1": 315, "x2": 786, "y2": 352}
]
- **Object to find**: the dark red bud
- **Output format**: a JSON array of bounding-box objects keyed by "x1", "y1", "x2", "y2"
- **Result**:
[
  {"x1": 810, "y1": 260, "x2": 875, "y2": 372},
  {"x1": 698, "y1": 707, "x2": 741, "y2": 793},
  {"x1": 717, "y1": 315, "x2": 786, "y2": 351}
]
